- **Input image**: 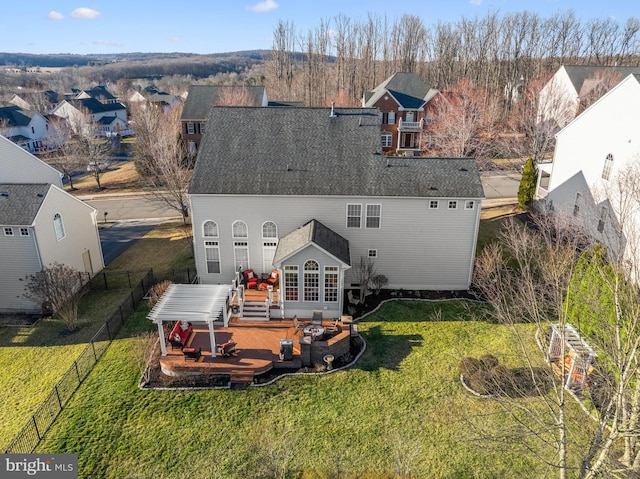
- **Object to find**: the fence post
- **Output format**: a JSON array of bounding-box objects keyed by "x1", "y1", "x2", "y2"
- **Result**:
[
  {"x1": 127, "y1": 271, "x2": 132, "y2": 289},
  {"x1": 119, "y1": 305, "x2": 124, "y2": 323},
  {"x1": 32, "y1": 417, "x2": 41, "y2": 441},
  {"x1": 91, "y1": 340, "x2": 98, "y2": 360},
  {"x1": 103, "y1": 272, "x2": 108, "y2": 290},
  {"x1": 187, "y1": 268, "x2": 191, "y2": 283},
  {"x1": 105, "y1": 321, "x2": 112, "y2": 341},
  {"x1": 54, "y1": 385, "x2": 63, "y2": 410},
  {"x1": 74, "y1": 361, "x2": 81, "y2": 383}
]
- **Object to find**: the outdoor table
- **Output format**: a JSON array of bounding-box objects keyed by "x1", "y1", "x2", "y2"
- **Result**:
[{"x1": 303, "y1": 325, "x2": 325, "y2": 340}]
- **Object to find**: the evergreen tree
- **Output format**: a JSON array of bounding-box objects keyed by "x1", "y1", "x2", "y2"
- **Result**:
[{"x1": 517, "y1": 157, "x2": 538, "y2": 210}]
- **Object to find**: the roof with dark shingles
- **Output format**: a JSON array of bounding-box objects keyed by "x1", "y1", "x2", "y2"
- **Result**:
[
  {"x1": 181, "y1": 85, "x2": 266, "y2": 120},
  {"x1": 0, "y1": 106, "x2": 36, "y2": 127},
  {"x1": 364, "y1": 72, "x2": 432, "y2": 109},
  {"x1": 562, "y1": 65, "x2": 640, "y2": 95},
  {"x1": 189, "y1": 106, "x2": 484, "y2": 199},
  {"x1": 0, "y1": 183, "x2": 50, "y2": 225},
  {"x1": 273, "y1": 219, "x2": 351, "y2": 266},
  {"x1": 69, "y1": 97, "x2": 126, "y2": 114}
]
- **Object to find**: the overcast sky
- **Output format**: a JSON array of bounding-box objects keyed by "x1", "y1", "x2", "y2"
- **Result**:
[{"x1": 4, "y1": 0, "x2": 638, "y2": 55}]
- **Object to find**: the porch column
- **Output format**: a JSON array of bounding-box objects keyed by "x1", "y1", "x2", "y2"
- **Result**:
[
  {"x1": 157, "y1": 322, "x2": 167, "y2": 356},
  {"x1": 207, "y1": 321, "x2": 216, "y2": 357},
  {"x1": 222, "y1": 303, "x2": 229, "y2": 327}
]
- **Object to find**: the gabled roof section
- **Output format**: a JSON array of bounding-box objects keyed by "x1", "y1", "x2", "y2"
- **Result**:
[
  {"x1": 182, "y1": 85, "x2": 267, "y2": 121},
  {"x1": 189, "y1": 106, "x2": 484, "y2": 199},
  {"x1": 364, "y1": 72, "x2": 433, "y2": 109},
  {"x1": 64, "y1": 97, "x2": 126, "y2": 115},
  {"x1": 0, "y1": 106, "x2": 37, "y2": 127},
  {"x1": 76, "y1": 85, "x2": 117, "y2": 101},
  {"x1": 562, "y1": 65, "x2": 640, "y2": 95},
  {"x1": 273, "y1": 219, "x2": 351, "y2": 266},
  {"x1": 0, "y1": 183, "x2": 50, "y2": 225}
]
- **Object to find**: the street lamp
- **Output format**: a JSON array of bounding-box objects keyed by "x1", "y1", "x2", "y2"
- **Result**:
[{"x1": 103, "y1": 211, "x2": 108, "y2": 224}]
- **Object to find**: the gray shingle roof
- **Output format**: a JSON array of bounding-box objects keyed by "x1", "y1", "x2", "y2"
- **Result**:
[
  {"x1": 181, "y1": 85, "x2": 266, "y2": 120},
  {"x1": 563, "y1": 65, "x2": 640, "y2": 95},
  {"x1": 189, "y1": 107, "x2": 484, "y2": 199},
  {"x1": 364, "y1": 72, "x2": 432, "y2": 109},
  {"x1": 273, "y1": 219, "x2": 350, "y2": 266},
  {"x1": 0, "y1": 106, "x2": 36, "y2": 127},
  {"x1": 70, "y1": 97, "x2": 126, "y2": 114},
  {"x1": 0, "y1": 183, "x2": 50, "y2": 225}
]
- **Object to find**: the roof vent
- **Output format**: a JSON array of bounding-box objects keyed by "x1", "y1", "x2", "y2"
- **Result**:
[
  {"x1": 458, "y1": 166, "x2": 468, "y2": 172},
  {"x1": 330, "y1": 101, "x2": 337, "y2": 118},
  {"x1": 0, "y1": 192, "x2": 8, "y2": 197},
  {"x1": 428, "y1": 185, "x2": 437, "y2": 190}
]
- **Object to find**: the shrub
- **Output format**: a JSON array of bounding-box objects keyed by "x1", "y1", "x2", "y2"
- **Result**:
[
  {"x1": 479, "y1": 354, "x2": 499, "y2": 370},
  {"x1": 459, "y1": 357, "x2": 483, "y2": 377},
  {"x1": 147, "y1": 280, "x2": 173, "y2": 308}
]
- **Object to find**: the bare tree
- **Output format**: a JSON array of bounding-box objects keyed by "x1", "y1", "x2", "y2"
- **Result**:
[
  {"x1": 130, "y1": 102, "x2": 193, "y2": 223},
  {"x1": 212, "y1": 86, "x2": 257, "y2": 106},
  {"x1": 353, "y1": 256, "x2": 378, "y2": 303},
  {"x1": 22, "y1": 262, "x2": 88, "y2": 332}
]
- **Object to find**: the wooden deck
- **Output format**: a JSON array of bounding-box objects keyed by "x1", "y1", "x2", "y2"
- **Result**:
[{"x1": 159, "y1": 317, "x2": 325, "y2": 378}]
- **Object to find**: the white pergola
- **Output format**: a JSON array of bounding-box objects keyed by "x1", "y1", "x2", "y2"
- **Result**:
[{"x1": 148, "y1": 284, "x2": 232, "y2": 356}]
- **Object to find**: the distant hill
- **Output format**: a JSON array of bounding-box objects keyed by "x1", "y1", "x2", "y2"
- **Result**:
[{"x1": 0, "y1": 50, "x2": 272, "y2": 68}]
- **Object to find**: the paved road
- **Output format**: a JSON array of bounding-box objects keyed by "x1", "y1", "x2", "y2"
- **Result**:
[
  {"x1": 85, "y1": 194, "x2": 179, "y2": 222},
  {"x1": 481, "y1": 172, "x2": 521, "y2": 200},
  {"x1": 98, "y1": 220, "x2": 158, "y2": 265}
]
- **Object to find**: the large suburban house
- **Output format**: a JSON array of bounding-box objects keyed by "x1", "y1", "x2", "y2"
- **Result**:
[
  {"x1": 0, "y1": 105, "x2": 52, "y2": 154},
  {"x1": 536, "y1": 73, "x2": 640, "y2": 263},
  {"x1": 538, "y1": 65, "x2": 640, "y2": 131},
  {"x1": 0, "y1": 136, "x2": 104, "y2": 313},
  {"x1": 188, "y1": 106, "x2": 484, "y2": 319},
  {"x1": 363, "y1": 72, "x2": 440, "y2": 156},
  {"x1": 50, "y1": 97, "x2": 130, "y2": 137},
  {"x1": 181, "y1": 85, "x2": 268, "y2": 155}
]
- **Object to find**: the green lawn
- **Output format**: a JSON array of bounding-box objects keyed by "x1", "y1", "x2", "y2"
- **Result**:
[
  {"x1": 37, "y1": 300, "x2": 593, "y2": 478},
  {"x1": 0, "y1": 222, "x2": 194, "y2": 450}
]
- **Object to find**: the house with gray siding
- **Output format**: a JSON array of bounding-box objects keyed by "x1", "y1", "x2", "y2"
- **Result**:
[
  {"x1": 0, "y1": 183, "x2": 104, "y2": 313},
  {"x1": 189, "y1": 106, "x2": 484, "y2": 319},
  {"x1": 0, "y1": 134, "x2": 62, "y2": 186}
]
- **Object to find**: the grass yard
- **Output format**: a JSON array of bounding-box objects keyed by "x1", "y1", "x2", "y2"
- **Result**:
[
  {"x1": 37, "y1": 300, "x2": 594, "y2": 478},
  {"x1": 66, "y1": 160, "x2": 144, "y2": 196},
  {"x1": 0, "y1": 222, "x2": 194, "y2": 450}
]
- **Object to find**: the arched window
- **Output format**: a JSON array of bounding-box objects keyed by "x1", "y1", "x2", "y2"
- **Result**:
[
  {"x1": 232, "y1": 221, "x2": 248, "y2": 238},
  {"x1": 262, "y1": 221, "x2": 277, "y2": 238},
  {"x1": 304, "y1": 260, "x2": 319, "y2": 302},
  {"x1": 203, "y1": 220, "x2": 218, "y2": 237},
  {"x1": 53, "y1": 213, "x2": 65, "y2": 240}
]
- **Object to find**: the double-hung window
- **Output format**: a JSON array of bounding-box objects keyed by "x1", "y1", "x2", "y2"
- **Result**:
[
  {"x1": 366, "y1": 204, "x2": 381, "y2": 228},
  {"x1": 284, "y1": 265, "x2": 299, "y2": 301},
  {"x1": 186, "y1": 122, "x2": 195, "y2": 135},
  {"x1": 347, "y1": 204, "x2": 362, "y2": 228},
  {"x1": 324, "y1": 266, "x2": 339, "y2": 302},
  {"x1": 205, "y1": 241, "x2": 221, "y2": 273},
  {"x1": 304, "y1": 260, "x2": 319, "y2": 302}
]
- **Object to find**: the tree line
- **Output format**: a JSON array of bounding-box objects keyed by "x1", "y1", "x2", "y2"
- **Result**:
[{"x1": 265, "y1": 10, "x2": 640, "y2": 108}]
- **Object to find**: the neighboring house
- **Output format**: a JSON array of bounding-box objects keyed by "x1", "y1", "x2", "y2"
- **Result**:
[
  {"x1": 0, "y1": 134, "x2": 62, "y2": 186},
  {"x1": 7, "y1": 90, "x2": 59, "y2": 111},
  {"x1": 0, "y1": 183, "x2": 104, "y2": 313},
  {"x1": 189, "y1": 106, "x2": 484, "y2": 319},
  {"x1": 363, "y1": 72, "x2": 440, "y2": 156},
  {"x1": 181, "y1": 85, "x2": 268, "y2": 154},
  {"x1": 71, "y1": 85, "x2": 119, "y2": 104},
  {"x1": 0, "y1": 105, "x2": 51, "y2": 154},
  {"x1": 536, "y1": 73, "x2": 640, "y2": 261},
  {"x1": 538, "y1": 65, "x2": 640, "y2": 130},
  {"x1": 50, "y1": 97, "x2": 131, "y2": 137}
]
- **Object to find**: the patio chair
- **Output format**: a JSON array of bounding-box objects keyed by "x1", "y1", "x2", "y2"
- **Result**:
[
  {"x1": 311, "y1": 310, "x2": 323, "y2": 325},
  {"x1": 293, "y1": 315, "x2": 306, "y2": 334}
]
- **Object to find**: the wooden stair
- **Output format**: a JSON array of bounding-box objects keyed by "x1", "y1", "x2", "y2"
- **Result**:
[{"x1": 241, "y1": 301, "x2": 269, "y2": 320}]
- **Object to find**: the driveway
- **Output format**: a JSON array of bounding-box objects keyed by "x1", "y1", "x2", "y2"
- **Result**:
[{"x1": 99, "y1": 220, "x2": 157, "y2": 266}]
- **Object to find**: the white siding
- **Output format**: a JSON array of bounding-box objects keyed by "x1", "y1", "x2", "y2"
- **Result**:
[
  {"x1": 190, "y1": 193, "x2": 481, "y2": 290},
  {"x1": 0, "y1": 229, "x2": 42, "y2": 312},
  {"x1": 0, "y1": 135, "x2": 63, "y2": 186},
  {"x1": 33, "y1": 185, "x2": 104, "y2": 274}
]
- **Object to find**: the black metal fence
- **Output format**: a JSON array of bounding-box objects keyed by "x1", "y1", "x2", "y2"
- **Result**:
[
  {"x1": 88, "y1": 268, "x2": 197, "y2": 291},
  {"x1": 4, "y1": 269, "x2": 171, "y2": 454}
]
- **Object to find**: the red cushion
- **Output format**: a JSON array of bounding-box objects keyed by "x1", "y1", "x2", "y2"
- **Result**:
[{"x1": 242, "y1": 269, "x2": 254, "y2": 280}]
